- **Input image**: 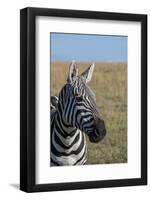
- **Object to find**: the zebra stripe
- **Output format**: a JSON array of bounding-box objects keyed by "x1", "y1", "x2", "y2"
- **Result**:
[{"x1": 51, "y1": 107, "x2": 87, "y2": 166}]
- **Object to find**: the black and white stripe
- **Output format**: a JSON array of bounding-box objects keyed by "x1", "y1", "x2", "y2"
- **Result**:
[{"x1": 50, "y1": 61, "x2": 106, "y2": 166}]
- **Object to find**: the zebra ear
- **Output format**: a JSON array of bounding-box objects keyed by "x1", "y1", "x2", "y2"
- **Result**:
[
  {"x1": 81, "y1": 63, "x2": 95, "y2": 83},
  {"x1": 67, "y1": 60, "x2": 78, "y2": 83}
]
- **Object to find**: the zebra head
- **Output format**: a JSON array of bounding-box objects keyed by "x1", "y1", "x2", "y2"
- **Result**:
[{"x1": 59, "y1": 61, "x2": 106, "y2": 143}]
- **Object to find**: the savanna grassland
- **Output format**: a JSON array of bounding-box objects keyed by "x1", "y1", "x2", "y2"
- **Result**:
[{"x1": 51, "y1": 62, "x2": 127, "y2": 164}]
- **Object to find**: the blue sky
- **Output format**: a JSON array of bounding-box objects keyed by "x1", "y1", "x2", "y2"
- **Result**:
[{"x1": 50, "y1": 33, "x2": 127, "y2": 62}]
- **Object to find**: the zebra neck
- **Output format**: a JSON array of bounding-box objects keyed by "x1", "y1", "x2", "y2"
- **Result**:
[{"x1": 55, "y1": 108, "x2": 77, "y2": 136}]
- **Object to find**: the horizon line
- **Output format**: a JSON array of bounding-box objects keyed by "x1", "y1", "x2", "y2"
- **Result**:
[{"x1": 50, "y1": 60, "x2": 127, "y2": 63}]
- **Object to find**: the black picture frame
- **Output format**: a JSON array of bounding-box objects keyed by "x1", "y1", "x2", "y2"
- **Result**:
[{"x1": 20, "y1": 7, "x2": 147, "y2": 192}]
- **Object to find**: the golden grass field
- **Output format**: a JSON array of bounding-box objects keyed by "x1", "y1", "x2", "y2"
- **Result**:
[{"x1": 51, "y1": 62, "x2": 127, "y2": 164}]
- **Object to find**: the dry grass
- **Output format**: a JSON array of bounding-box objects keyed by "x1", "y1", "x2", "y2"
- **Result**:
[{"x1": 51, "y1": 62, "x2": 127, "y2": 164}]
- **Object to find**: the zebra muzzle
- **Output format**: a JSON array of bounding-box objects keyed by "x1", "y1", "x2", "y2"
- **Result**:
[{"x1": 88, "y1": 117, "x2": 106, "y2": 143}]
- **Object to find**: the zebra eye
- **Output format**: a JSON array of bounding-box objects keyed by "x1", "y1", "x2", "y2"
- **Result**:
[
  {"x1": 75, "y1": 90, "x2": 80, "y2": 96},
  {"x1": 76, "y1": 96, "x2": 83, "y2": 102},
  {"x1": 74, "y1": 91, "x2": 82, "y2": 101}
]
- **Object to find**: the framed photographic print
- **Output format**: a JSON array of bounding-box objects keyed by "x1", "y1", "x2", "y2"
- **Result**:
[{"x1": 20, "y1": 7, "x2": 147, "y2": 192}]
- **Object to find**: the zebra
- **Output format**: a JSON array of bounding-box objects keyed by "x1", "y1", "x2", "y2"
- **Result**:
[{"x1": 50, "y1": 61, "x2": 106, "y2": 166}]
